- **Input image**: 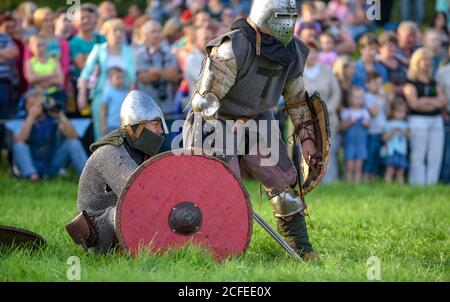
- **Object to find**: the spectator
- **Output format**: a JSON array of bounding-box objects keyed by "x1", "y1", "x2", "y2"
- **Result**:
[
  {"x1": 98, "y1": 1, "x2": 118, "y2": 29},
  {"x1": 193, "y1": 11, "x2": 212, "y2": 29},
  {"x1": 430, "y1": 12, "x2": 449, "y2": 52},
  {"x1": 401, "y1": 0, "x2": 424, "y2": 24},
  {"x1": 326, "y1": 0, "x2": 351, "y2": 25},
  {"x1": 78, "y1": 19, "x2": 136, "y2": 141},
  {"x1": 298, "y1": 28, "x2": 317, "y2": 46},
  {"x1": 302, "y1": 41, "x2": 341, "y2": 183},
  {"x1": 403, "y1": 48, "x2": 446, "y2": 185},
  {"x1": 206, "y1": 0, "x2": 225, "y2": 21},
  {"x1": 333, "y1": 55, "x2": 355, "y2": 109},
  {"x1": 423, "y1": 29, "x2": 445, "y2": 77},
  {"x1": 323, "y1": 14, "x2": 356, "y2": 55},
  {"x1": 382, "y1": 99, "x2": 410, "y2": 184},
  {"x1": 135, "y1": 20, "x2": 180, "y2": 113},
  {"x1": 378, "y1": 31, "x2": 408, "y2": 97},
  {"x1": 352, "y1": 33, "x2": 388, "y2": 90},
  {"x1": 318, "y1": 33, "x2": 338, "y2": 67},
  {"x1": 100, "y1": 67, "x2": 128, "y2": 135},
  {"x1": 0, "y1": 14, "x2": 26, "y2": 105},
  {"x1": 435, "y1": 46, "x2": 450, "y2": 184},
  {"x1": 340, "y1": 86, "x2": 370, "y2": 183},
  {"x1": 26, "y1": 7, "x2": 70, "y2": 88},
  {"x1": 295, "y1": 2, "x2": 322, "y2": 38},
  {"x1": 17, "y1": 1, "x2": 37, "y2": 40},
  {"x1": 173, "y1": 23, "x2": 196, "y2": 104},
  {"x1": 70, "y1": 5, "x2": 106, "y2": 92},
  {"x1": 185, "y1": 0, "x2": 206, "y2": 18},
  {"x1": 124, "y1": 4, "x2": 144, "y2": 42},
  {"x1": 396, "y1": 21, "x2": 421, "y2": 66},
  {"x1": 229, "y1": 0, "x2": 251, "y2": 17},
  {"x1": 363, "y1": 72, "x2": 388, "y2": 181},
  {"x1": 184, "y1": 25, "x2": 214, "y2": 99},
  {"x1": 347, "y1": 0, "x2": 373, "y2": 41},
  {"x1": 130, "y1": 15, "x2": 152, "y2": 49},
  {"x1": 162, "y1": 17, "x2": 184, "y2": 48},
  {"x1": 54, "y1": 8, "x2": 74, "y2": 40},
  {"x1": 25, "y1": 35, "x2": 66, "y2": 108},
  {"x1": 0, "y1": 16, "x2": 19, "y2": 149},
  {"x1": 146, "y1": 0, "x2": 169, "y2": 23},
  {"x1": 11, "y1": 89, "x2": 87, "y2": 181},
  {"x1": 220, "y1": 7, "x2": 238, "y2": 28}
]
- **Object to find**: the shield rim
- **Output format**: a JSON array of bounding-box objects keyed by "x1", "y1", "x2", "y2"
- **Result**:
[
  {"x1": 0, "y1": 225, "x2": 46, "y2": 249},
  {"x1": 115, "y1": 150, "x2": 254, "y2": 257}
]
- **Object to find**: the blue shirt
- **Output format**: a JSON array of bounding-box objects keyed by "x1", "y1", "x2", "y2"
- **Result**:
[
  {"x1": 101, "y1": 86, "x2": 128, "y2": 129},
  {"x1": 352, "y1": 60, "x2": 389, "y2": 90},
  {"x1": 69, "y1": 33, "x2": 106, "y2": 77},
  {"x1": 383, "y1": 120, "x2": 408, "y2": 156},
  {"x1": 27, "y1": 115, "x2": 59, "y2": 162},
  {"x1": 0, "y1": 33, "x2": 15, "y2": 80},
  {"x1": 365, "y1": 92, "x2": 387, "y2": 135}
]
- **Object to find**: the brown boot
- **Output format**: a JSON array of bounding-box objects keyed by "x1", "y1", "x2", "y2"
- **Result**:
[
  {"x1": 65, "y1": 211, "x2": 98, "y2": 249},
  {"x1": 301, "y1": 251, "x2": 320, "y2": 261}
]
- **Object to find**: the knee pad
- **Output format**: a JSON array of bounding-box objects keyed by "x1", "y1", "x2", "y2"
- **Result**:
[{"x1": 270, "y1": 189, "x2": 306, "y2": 218}]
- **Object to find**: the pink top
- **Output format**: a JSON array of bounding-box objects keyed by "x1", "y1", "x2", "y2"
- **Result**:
[
  {"x1": 318, "y1": 51, "x2": 338, "y2": 67},
  {"x1": 326, "y1": 1, "x2": 350, "y2": 25}
]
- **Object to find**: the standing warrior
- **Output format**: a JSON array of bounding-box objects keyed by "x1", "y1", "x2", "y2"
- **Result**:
[
  {"x1": 183, "y1": 0, "x2": 330, "y2": 260},
  {"x1": 66, "y1": 91, "x2": 167, "y2": 253}
]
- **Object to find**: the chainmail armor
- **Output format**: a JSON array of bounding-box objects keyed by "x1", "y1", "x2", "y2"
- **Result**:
[{"x1": 76, "y1": 144, "x2": 141, "y2": 254}]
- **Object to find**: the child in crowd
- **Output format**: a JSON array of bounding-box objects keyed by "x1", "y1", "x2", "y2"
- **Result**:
[
  {"x1": 294, "y1": 2, "x2": 322, "y2": 38},
  {"x1": 318, "y1": 33, "x2": 338, "y2": 67},
  {"x1": 25, "y1": 35, "x2": 66, "y2": 108},
  {"x1": 364, "y1": 72, "x2": 388, "y2": 181},
  {"x1": 340, "y1": 86, "x2": 371, "y2": 182},
  {"x1": 100, "y1": 67, "x2": 128, "y2": 136},
  {"x1": 382, "y1": 99, "x2": 410, "y2": 184}
]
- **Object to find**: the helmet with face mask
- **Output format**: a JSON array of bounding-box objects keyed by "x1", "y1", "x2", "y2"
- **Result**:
[
  {"x1": 248, "y1": 0, "x2": 298, "y2": 46},
  {"x1": 120, "y1": 90, "x2": 168, "y2": 156}
]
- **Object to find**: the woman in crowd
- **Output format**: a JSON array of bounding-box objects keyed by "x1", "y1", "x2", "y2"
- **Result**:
[
  {"x1": 302, "y1": 41, "x2": 341, "y2": 183},
  {"x1": 333, "y1": 55, "x2": 355, "y2": 109},
  {"x1": 403, "y1": 48, "x2": 446, "y2": 185},
  {"x1": 25, "y1": 35, "x2": 64, "y2": 107},
  {"x1": 78, "y1": 19, "x2": 136, "y2": 141},
  {"x1": 24, "y1": 8, "x2": 70, "y2": 89},
  {"x1": 378, "y1": 31, "x2": 408, "y2": 97}
]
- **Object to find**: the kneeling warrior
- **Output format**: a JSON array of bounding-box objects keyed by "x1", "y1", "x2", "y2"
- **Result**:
[
  {"x1": 183, "y1": 0, "x2": 330, "y2": 260},
  {"x1": 66, "y1": 91, "x2": 167, "y2": 253}
]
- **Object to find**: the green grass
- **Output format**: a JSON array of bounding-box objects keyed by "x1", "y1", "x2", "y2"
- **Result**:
[{"x1": 0, "y1": 166, "x2": 449, "y2": 282}]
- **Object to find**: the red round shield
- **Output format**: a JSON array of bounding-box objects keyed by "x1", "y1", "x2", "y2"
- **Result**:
[{"x1": 116, "y1": 152, "x2": 253, "y2": 261}]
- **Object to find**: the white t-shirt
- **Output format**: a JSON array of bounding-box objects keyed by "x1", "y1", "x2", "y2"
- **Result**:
[{"x1": 365, "y1": 92, "x2": 387, "y2": 135}]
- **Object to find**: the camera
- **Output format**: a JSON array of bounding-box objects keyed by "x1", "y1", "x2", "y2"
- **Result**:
[{"x1": 42, "y1": 96, "x2": 62, "y2": 115}]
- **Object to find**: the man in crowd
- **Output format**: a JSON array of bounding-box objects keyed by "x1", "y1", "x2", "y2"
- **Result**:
[
  {"x1": 11, "y1": 89, "x2": 87, "y2": 181},
  {"x1": 70, "y1": 4, "x2": 106, "y2": 84}
]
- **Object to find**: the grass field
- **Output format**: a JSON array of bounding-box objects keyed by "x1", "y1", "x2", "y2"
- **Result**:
[{"x1": 0, "y1": 166, "x2": 449, "y2": 282}]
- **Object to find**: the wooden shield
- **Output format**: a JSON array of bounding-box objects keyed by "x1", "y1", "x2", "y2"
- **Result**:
[
  {"x1": 116, "y1": 152, "x2": 253, "y2": 261},
  {"x1": 0, "y1": 225, "x2": 46, "y2": 250}
]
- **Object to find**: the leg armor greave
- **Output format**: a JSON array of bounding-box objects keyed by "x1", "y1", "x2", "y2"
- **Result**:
[{"x1": 270, "y1": 189, "x2": 314, "y2": 256}]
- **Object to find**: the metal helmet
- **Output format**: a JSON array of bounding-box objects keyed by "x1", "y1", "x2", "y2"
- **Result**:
[
  {"x1": 248, "y1": 0, "x2": 298, "y2": 46},
  {"x1": 120, "y1": 90, "x2": 169, "y2": 134}
]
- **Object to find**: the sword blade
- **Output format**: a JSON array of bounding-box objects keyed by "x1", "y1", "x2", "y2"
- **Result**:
[{"x1": 253, "y1": 212, "x2": 302, "y2": 261}]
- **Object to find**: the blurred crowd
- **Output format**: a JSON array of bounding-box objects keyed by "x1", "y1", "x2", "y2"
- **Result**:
[{"x1": 0, "y1": 0, "x2": 449, "y2": 186}]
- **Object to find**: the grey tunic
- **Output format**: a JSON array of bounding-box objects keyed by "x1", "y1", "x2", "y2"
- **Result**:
[
  {"x1": 76, "y1": 143, "x2": 142, "y2": 254},
  {"x1": 206, "y1": 30, "x2": 309, "y2": 117}
]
